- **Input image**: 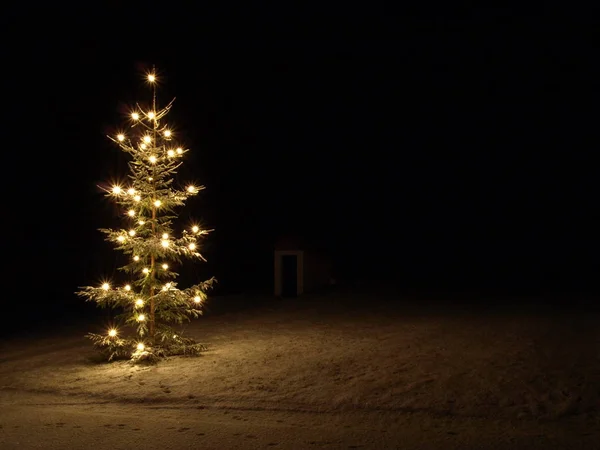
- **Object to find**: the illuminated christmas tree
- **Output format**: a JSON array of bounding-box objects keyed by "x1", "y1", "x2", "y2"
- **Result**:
[{"x1": 77, "y1": 69, "x2": 216, "y2": 363}]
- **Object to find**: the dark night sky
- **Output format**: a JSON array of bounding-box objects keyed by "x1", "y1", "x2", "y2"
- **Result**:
[{"x1": 4, "y1": 5, "x2": 600, "y2": 318}]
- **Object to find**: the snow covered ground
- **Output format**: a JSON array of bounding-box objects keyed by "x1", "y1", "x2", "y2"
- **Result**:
[{"x1": 1, "y1": 290, "x2": 599, "y2": 449}]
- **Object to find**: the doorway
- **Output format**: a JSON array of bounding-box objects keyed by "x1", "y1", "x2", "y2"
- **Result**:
[{"x1": 281, "y1": 254, "x2": 298, "y2": 297}]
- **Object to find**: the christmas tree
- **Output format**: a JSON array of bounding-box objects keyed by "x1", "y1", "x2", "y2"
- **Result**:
[{"x1": 77, "y1": 69, "x2": 216, "y2": 363}]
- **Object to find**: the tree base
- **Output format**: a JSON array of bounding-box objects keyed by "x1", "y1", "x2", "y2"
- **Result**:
[{"x1": 86, "y1": 332, "x2": 208, "y2": 363}]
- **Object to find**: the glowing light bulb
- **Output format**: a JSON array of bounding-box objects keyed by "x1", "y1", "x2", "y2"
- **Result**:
[
  {"x1": 162, "y1": 285, "x2": 168, "y2": 291},
  {"x1": 140, "y1": 143, "x2": 147, "y2": 150},
  {"x1": 108, "y1": 329, "x2": 117, "y2": 337},
  {"x1": 176, "y1": 147, "x2": 183, "y2": 154},
  {"x1": 134, "y1": 195, "x2": 141, "y2": 202},
  {"x1": 133, "y1": 255, "x2": 140, "y2": 261},
  {"x1": 164, "y1": 130, "x2": 171, "y2": 137},
  {"x1": 137, "y1": 342, "x2": 145, "y2": 351},
  {"x1": 162, "y1": 233, "x2": 168, "y2": 239},
  {"x1": 189, "y1": 243, "x2": 196, "y2": 250},
  {"x1": 154, "y1": 200, "x2": 161, "y2": 207},
  {"x1": 112, "y1": 185, "x2": 122, "y2": 195},
  {"x1": 167, "y1": 149, "x2": 175, "y2": 157},
  {"x1": 128, "y1": 230, "x2": 136, "y2": 237},
  {"x1": 148, "y1": 177, "x2": 153, "y2": 181},
  {"x1": 162, "y1": 263, "x2": 168, "y2": 270},
  {"x1": 142, "y1": 268, "x2": 149, "y2": 274},
  {"x1": 148, "y1": 74, "x2": 156, "y2": 82},
  {"x1": 124, "y1": 284, "x2": 131, "y2": 291},
  {"x1": 143, "y1": 135, "x2": 152, "y2": 143},
  {"x1": 102, "y1": 283, "x2": 110, "y2": 290},
  {"x1": 117, "y1": 134, "x2": 125, "y2": 141},
  {"x1": 187, "y1": 185, "x2": 196, "y2": 193},
  {"x1": 127, "y1": 210, "x2": 135, "y2": 217},
  {"x1": 131, "y1": 112, "x2": 140, "y2": 120},
  {"x1": 138, "y1": 314, "x2": 145, "y2": 321},
  {"x1": 193, "y1": 296, "x2": 201, "y2": 304},
  {"x1": 192, "y1": 226, "x2": 199, "y2": 233},
  {"x1": 127, "y1": 188, "x2": 136, "y2": 195},
  {"x1": 138, "y1": 220, "x2": 145, "y2": 225},
  {"x1": 117, "y1": 236, "x2": 125, "y2": 242},
  {"x1": 149, "y1": 155, "x2": 157, "y2": 164},
  {"x1": 147, "y1": 111, "x2": 155, "y2": 119},
  {"x1": 135, "y1": 299, "x2": 144, "y2": 307},
  {"x1": 161, "y1": 240, "x2": 169, "y2": 248}
]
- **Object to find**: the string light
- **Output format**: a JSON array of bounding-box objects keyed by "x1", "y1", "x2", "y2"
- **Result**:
[{"x1": 82, "y1": 68, "x2": 214, "y2": 361}]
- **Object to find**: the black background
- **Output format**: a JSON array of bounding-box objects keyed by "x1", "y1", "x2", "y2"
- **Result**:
[{"x1": 3, "y1": 5, "x2": 600, "y2": 330}]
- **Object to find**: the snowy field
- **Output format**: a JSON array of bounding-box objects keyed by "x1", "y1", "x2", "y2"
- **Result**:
[{"x1": 1, "y1": 290, "x2": 599, "y2": 449}]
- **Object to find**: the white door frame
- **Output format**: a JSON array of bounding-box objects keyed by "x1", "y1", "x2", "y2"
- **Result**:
[{"x1": 274, "y1": 250, "x2": 304, "y2": 296}]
